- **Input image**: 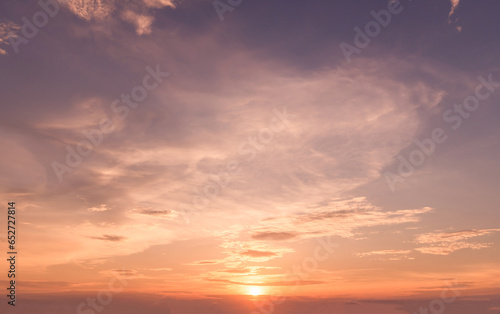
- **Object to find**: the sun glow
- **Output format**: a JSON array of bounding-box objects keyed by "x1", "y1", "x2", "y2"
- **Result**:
[{"x1": 248, "y1": 286, "x2": 262, "y2": 296}]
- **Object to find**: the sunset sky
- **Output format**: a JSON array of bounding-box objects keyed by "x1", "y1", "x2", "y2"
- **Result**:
[{"x1": 1, "y1": 0, "x2": 500, "y2": 313}]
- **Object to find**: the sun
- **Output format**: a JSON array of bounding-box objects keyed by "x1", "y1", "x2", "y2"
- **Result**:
[{"x1": 248, "y1": 286, "x2": 262, "y2": 296}]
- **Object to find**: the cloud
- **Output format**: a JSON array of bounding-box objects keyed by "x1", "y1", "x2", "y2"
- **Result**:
[
  {"x1": 59, "y1": 0, "x2": 176, "y2": 35},
  {"x1": 0, "y1": 21, "x2": 21, "y2": 55},
  {"x1": 449, "y1": 0, "x2": 460, "y2": 17},
  {"x1": 240, "y1": 250, "x2": 278, "y2": 258},
  {"x1": 142, "y1": 0, "x2": 175, "y2": 9},
  {"x1": 250, "y1": 198, "x2": 432, "y2": 241},
  {"x1": 120, "y1": 10, "x2": 155, "y2": 35},
  {"x1": 357, "y1": 250, "x2": 413, "y2": 261},
  {"x1": 140, "y1": 267, "x2": 173, "y2": 271},
  {"x1": 416, "y1": 229, "x2": 500, "y2": 243},
  {"x1": 447, "y1": 0, "x2": 462, "y2": 31},
  {"x1": 125, "y1": 207, "x2": 179, "y2": 221},
  {"x1": 0, "y1": 43, "x2": 447, "y2": 286},
  {"x1": 60, "y1": 0, "x2": 115, "y2": 21},
  {"x1": 206, "y1": 198, "x2": 431, "y2": 289},
  {"x1": 218, "y1": 268, "x2": 251, "y2": 274},
  {"x1": 186, "y1": 260, "x2": 221, "y2": 266},
  {"x1": 96, "y1": 268, "x2": 147, "y2": 279},
  {"x1": 134, "y1": 208, "x2": 172, "y2": 216},
  {"x1": 0, "y1": 25, "x2": 457, "y2": 285},
  {"x1": 112, "y1": 269, "x2": 139, "y2": 276},
  {"x1": 1, "y1": 0, "x2": 499, "y2": 300},
  {"x1": 0, "y1": 21, "x2": 20, "y2": 41},
  {"x1": 88, "y1": 204, "x2": 110, "y2": 212},
  {"x1": 416, "y1": 242, "x2": 491, "y2": 255},
  {"x1": 90, "y1": 234, "x2": 126, "y2": 241},
  {"x1": 415, "y1": 229, "x2": 500, "y2": 255},
  {"x1": 207, "y1": 278, "x2": 325, "y2": 287},
  {"x1": 251, "y1": 231, "x2": 299, "y2": 241},
  {"x1": 219, "y1": 239, "x2": 294, "y2": 264}
]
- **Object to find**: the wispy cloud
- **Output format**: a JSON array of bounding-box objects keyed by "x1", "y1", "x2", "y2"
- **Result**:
[
  {"x1": 186, "y1": 260, "x2": 222, "y2": 266},
  {"x1": 448, "y1": 0, "x2": 460, "y2": 17},
  {"x1": 249, "y1": 197, "x2": 432, "y2": 241},
  {"x1": 111, "y1": 269, "x2": 139, "y2": 276},
  {"x1": 200, "y1": 198, "x2": 432, "y2": 290},
  {"x1": 90, "y1": 234, "x2": 127, "y2": 241},
  {"x1": 416, "y1": 242, "x2": 491, "y2": 255},
  {"x1": 120, "y1": 10, "x2": 154, "y2": 35},
  {"x1": 417, "y1": 229, "x2": 500, "y2": 243},
  {"x1": 357, "y1": 250, "x2": 412, "y2": 261},
  {"x1": 143, "y1": 0, "x2": 175, "y2": 9},
  {"x1": 88, "y1": 203, "x2": 110, "y2": 212},
  {"x1": 59, "y1": 0, "x2": 115, "y2": 21},
  {"x1": 415, "y1": 229, "x2": 500, "y2": 255},
  {"x1": 0, "y1": 21, "x2": 20, "y2": 55},
  {"x1": 207, "y1": 278, "x2": 326, "y2": 287},
  {"x1": 447, "y1": 0, "x2": 462, "y2": 31},
  {"x1": 140, "y1": 267, "x2": 173, "y2": 272},
  {"x1": 240, "y1": 249, "x2": 278, "y2": 258},
  {"x1": 251, "y1": 231, "x2": 299, "y2": 241},
  {"x1": 134, "y1": 208, "x2": 172, "y2": 216},
  {"x1": 59, "y1": 0, "x2": 176, "y2": 35}
]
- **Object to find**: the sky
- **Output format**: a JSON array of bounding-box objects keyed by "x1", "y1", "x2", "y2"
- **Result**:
[{"x1": 0, "y1": 0, "x2": 500, "y2": 313}]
